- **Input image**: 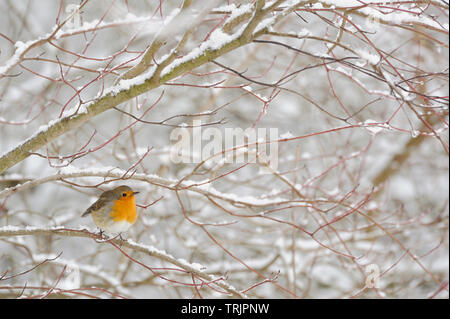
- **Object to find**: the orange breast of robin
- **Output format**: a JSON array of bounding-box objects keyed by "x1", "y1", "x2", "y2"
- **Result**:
[{"x1": 110, "y1": 195, "x2": 137, "y2": 223}]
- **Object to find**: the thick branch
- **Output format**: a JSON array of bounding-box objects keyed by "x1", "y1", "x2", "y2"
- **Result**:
[{"x1": 0, "y1": 1, "x2": 294, "y2": 174}]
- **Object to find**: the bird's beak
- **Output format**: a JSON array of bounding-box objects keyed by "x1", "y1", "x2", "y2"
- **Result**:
[{"x1": 133, "y1": 191, "x2": 140, "y2": 195}]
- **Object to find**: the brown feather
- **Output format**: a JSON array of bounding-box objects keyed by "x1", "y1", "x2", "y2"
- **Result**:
[
  {"x1": 82, "y1": 195, "x2": 110, "y2": 217},
  {"x1": 81, "y1": 186, "x2": 134, "y2": 217}
]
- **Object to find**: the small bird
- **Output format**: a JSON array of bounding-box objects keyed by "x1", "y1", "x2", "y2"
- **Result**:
[{"x1": 82, "y1": 185, "x2": 139, "y2": 234}]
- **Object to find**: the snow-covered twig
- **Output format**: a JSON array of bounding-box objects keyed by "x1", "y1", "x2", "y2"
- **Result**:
[{"x1": 0, "y1": 225, "x2": 247, "y2": 298}]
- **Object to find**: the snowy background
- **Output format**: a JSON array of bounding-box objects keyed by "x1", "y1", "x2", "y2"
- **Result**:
[{"x1": 0, "y1": 0, "x2": 448, "y2": 298}]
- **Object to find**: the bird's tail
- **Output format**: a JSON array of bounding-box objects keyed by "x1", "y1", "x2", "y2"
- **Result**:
[{"x1": 81, "y1": 208, "x2": 91, "y2": 217}]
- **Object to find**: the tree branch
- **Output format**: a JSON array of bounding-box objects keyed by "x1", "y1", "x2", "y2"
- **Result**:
[
  {"x1": 0, "y1": 1, "x2": 299, "y2": 174},
  {"x1": 0, "y1": 225, "x2": 247, "y2": 298}
]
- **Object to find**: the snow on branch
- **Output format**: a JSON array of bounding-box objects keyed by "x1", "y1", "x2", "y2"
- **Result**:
[
  {"x1": 0, "y1": 166, "x2": 303, "y2": 208},
  {"x1": 0, "y1": 225, "x2": 247, "y2": 298},
  {"x1": 0, "y1": 0, "x2": 303, "y2": 175}
]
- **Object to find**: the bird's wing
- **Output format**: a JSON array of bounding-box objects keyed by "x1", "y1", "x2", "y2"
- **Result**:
[
  {"x1": 82, "y1": 199, "x2": 101, "y2": 217},
  {"x1": 81, "y1": 191, "x2": 114, "y2": 217}
]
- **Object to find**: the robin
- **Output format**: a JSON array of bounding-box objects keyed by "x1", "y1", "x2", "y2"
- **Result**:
[{"x1": 82, "y1": 185, "x2": 139, "y2": 234}]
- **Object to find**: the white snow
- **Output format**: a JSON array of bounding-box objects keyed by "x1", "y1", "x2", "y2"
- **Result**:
[
  {"x1": 0, "y1": 39, "x2": 36, "y2": 75},
  {"x1": 280, "y1": 131, "x2": 295, "y2": 139},
  {"x1": 363, "y1": 119, "x2": 385, "y2": 135},
  {"x1": 356, "y1": 49, "x2": 380, "y2": 65}
]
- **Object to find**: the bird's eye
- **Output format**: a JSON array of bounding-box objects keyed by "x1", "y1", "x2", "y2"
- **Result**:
[{"x1": 122, "y1": 192, "x2": 127, "y2": 197}]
